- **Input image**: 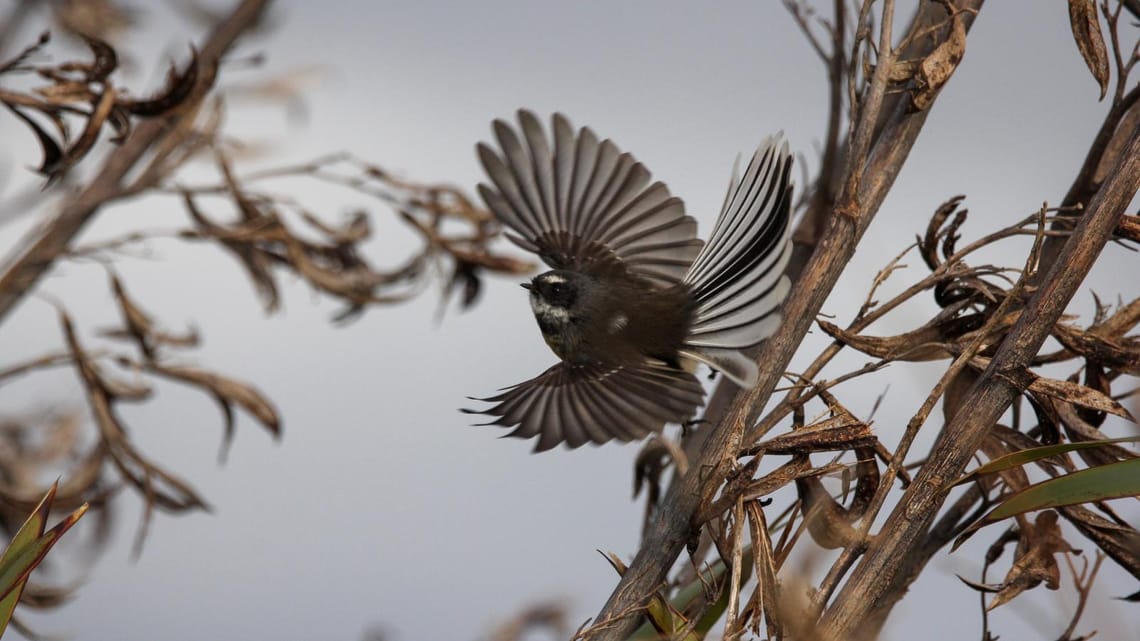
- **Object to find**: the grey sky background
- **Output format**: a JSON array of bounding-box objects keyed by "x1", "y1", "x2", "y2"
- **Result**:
[{"x1": 1, "y1": 2, "x2": 1138, "y2": 640}]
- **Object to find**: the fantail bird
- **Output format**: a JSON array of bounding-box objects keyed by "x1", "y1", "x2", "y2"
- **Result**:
[{"x1": 464, "y1": 110, "x2": 793, "y2": 451}]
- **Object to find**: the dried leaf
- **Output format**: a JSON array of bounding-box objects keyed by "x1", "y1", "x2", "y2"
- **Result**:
[
  {"x1": 107, "y1": 272, "x2": 157, "y2": 358},
  {"x1": 80, "y1": 35, "x2": 118, "y2": 81},
  {"x1": 1029, "y1": 375, "x2": 1132, "y2": 419},
  {"x1": 741, "y1": 457, "x2": 816, "y2": 503},
  {"x1": 58, "y1": 311, "x2": 210, "y2": 556},
  {"x1": 105, "y1": 104, "x2": 134, "y2": 143},
  {"x1": 1067, "y1": 0, "x2": 1110, "y2": 100},
  {"x1": 47, "y1": 84, "x2": 117, "y2": 183},
  {"x1": 121, "y1": 47, "x2": 199, "y2": 116},
  {"x1": 956, "y1": 574, "x2": 1003, "y2": 594},
  {"x1": 2, "y1": 103, "x2": 64, "y2": 176},
  {"x1": 796, "y1": 475, "x2": 861, "y2": 550},
  {"x1": 985, "y1": 511, "x2": 1073, "y2": 610},
  {"x1": 911, "y1": 8, "x2": 967, "y2": 111},
  {"x1": 300, "y1": 210, "x2": 371, "y2": 245},
  {"x1": 972, "y1": 355, "x2": 1134, "y2": 419},
  {"x1": 817, "y1": 306, "x2": 990, "y2": 362},
  {"x1": 756, "y1": 401, "x2": 875, "y2": 455},
  {"x1": 101, "y1": 272, "x2": 198, "y2": 357},
  {"x1": 1054, "y1": 322, "x2": 1140, "y2": 375},
  {"x1": 181, "y1": 191, "x2": 281, "y2": 311},
  {"x1": 921, "y1": 196, "x2": 966, "y2": 271},
  {"x1": 445, "y1": 261, "x2": 483, "y2": 311},
  {"x1": 137, "y1": 361, "x2": 281, "y2": 440}
]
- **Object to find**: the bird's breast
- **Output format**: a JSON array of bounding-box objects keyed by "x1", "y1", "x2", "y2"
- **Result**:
[{"x1": 531, "y1": 303, "x2": 576, "y2": 361}]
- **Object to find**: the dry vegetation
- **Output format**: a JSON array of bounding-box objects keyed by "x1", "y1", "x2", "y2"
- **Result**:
[{"x1": 1, "y1": 1, "x2": 1138, "y2": 640}]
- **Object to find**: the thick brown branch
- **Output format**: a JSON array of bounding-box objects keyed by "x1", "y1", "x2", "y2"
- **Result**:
[
  {"x1": 0, "y1": 0, "x2": 271, "y2": 324},
  {"x1": 817, "y1": 125, "x2": 1140, "y2": 641}
]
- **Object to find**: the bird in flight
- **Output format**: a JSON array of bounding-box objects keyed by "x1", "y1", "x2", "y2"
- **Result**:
[{"x1": 465, "y1": 110, "x2": 793, "y2": 451}]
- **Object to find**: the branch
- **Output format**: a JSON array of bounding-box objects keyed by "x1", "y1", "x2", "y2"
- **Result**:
[
  {"x1": 0, "y1": 0, "x2": 271, "y2": 324},
  {"x1": 816, "y1": 122, "x2": 1140, "y2": 641},
  {"x1": 585, "y1": 3, "x2": 984, "y2": 639}
]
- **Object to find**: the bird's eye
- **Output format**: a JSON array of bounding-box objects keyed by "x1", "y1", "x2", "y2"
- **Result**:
[{"x1": 549, "y1": 283, "x2": 564, "y2": 295}]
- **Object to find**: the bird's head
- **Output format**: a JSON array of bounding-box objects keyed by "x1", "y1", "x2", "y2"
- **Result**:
[{"x1": 522, "y1": 270, "x2": 587, "y2": 336}]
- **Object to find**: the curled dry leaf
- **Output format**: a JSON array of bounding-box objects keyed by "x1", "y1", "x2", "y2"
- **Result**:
[
  {"x1": 1030, "y1": 375, "x2": 1132, "y2": 420},
  {"x1": 844, "y1": 445, "x2": 883, "y2": 521},
  {"x1": 988, "y1": 511, "x2": 1075, "y2": 609},
  {"x1": 1067, "y1": 0, "x2": 1111, "y2": 100},
  {"x1": 180, "y1": 191, "x2": 282, "y2": 311},
  {"x1": 1, "y1": 34, "x2": 199, "y2": 185},
  {"x1": 78, "y1": 35, "x2": 119, "y2": 81},
  {"x1": 796, "y1": 473, "x2": 862, "y2": 550},
  {"x1": 300, "y1": 210, "x2": 371, "y2": 245},
  {"x1": 129, "y1": 359, "x2": 280, "y2": 439},
  {"x1": 100, "y1": 272, "x2": 199, "y2": 358},
  {"x1": 118, "y1": 47, "x2": 199, "y2": 116},
  {"x1": 46, "y1": 84, "x2": 117, "y2": 182},
  {"x1": 920, "y1": 195, "x2": 966, "y2": 271},
  {"x1": 910, "y1": 6, "x2": 968, "y2": 111},
  {"x1": 105, "y1": 272, "x2": 153, "y2": 358},
  {"x1": 1076, "y1": 362, "x2": 1112, "y2": 427},
  {"x1": 1, "y1": 103, "x2": 64, "y2": 176}
]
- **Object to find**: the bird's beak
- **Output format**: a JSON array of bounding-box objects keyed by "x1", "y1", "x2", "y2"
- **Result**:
[{"x1": 520, "y1": 282, "x2": 533, "y2": 291}]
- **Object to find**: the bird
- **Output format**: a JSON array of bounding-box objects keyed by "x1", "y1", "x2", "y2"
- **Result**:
[{"x1": 463, "y1": 110, "x2": 793, "y2": 452}]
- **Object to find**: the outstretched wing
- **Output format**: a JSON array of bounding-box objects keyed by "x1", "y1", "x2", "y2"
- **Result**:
[
  {"x1": 463, "y1": 361, "x2": 705, "y2": 452},
  {"x1": 477, "y1": 110, "x2": 703, "y2": 287}
]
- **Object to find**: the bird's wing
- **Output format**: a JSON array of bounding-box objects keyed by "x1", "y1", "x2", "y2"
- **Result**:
[
  {"x1": 463, "y1": 360, "x2": 705, "y2": 452},
  {"x1": 477, "y1": 110, "x2": 703, "y2": 287}
]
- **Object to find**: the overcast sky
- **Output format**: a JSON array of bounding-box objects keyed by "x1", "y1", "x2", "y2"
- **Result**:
[{"x1": 1, "y1": 2, "x2": 1138, "y2": 640}]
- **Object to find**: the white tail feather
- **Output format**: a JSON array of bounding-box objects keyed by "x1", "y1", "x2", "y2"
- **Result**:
[{"x1": 681, "y1": 134, "x2": 793, "y2": 382}]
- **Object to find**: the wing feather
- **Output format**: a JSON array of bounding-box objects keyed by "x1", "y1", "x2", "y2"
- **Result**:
[
  {"x1": 463, "y1": 361, "x2": 704, "y2": 451},
  {"x1": 478, "y1": 110, "x2": 702, "y2": 285}
]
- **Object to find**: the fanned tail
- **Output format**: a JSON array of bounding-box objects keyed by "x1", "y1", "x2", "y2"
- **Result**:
[{"x1": 682, "y1": 134, "x2": 793, "y2": 388}]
